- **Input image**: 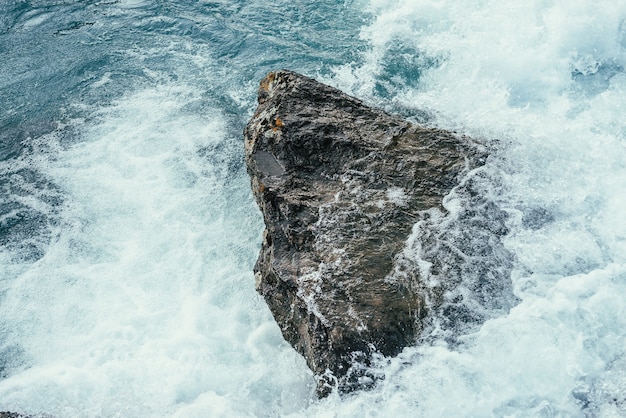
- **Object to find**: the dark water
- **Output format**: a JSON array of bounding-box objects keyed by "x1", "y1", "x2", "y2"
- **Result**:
[{"x1": 0, "y1": 0, "x2": 368, "y2": 260}]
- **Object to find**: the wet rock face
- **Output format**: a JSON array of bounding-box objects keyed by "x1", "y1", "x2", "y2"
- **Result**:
[{"x1": 244, "y1": 70, "x2": 488, "y2": 395}]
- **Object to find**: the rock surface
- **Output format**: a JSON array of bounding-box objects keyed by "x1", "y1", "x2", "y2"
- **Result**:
[{"x1": 244, "y1": 70, "x2": 490, "y2": 395}]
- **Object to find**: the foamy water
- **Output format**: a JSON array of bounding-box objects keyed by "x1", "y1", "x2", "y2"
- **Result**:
[
  {"x1": 0, "y1": 86, "x2": 315, "y2": 416},
  {"x1": 319, "y1": 1, "x2": 626, "y2": 416},
  {"x1": 1, "y1": 0, "x2": 625, "y2": 416}
]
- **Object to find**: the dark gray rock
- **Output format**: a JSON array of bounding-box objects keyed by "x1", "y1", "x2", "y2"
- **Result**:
[{"x1": 244, "y1": 70, "x2": 498, "y2": 395}]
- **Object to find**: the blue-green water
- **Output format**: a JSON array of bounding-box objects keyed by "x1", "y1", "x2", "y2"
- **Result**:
[{"x1": 1, "y1": 0, "x2": 626, "y2": 416}]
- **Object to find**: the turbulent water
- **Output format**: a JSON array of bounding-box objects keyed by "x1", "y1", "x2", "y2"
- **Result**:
[{"x1": 1, "y1": 0, "x2": 625, "y2": 416}]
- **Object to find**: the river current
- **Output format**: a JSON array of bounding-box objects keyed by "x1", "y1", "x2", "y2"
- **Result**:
[{"x1": 1, "y1": 0, "x2": 626, "y2": 416}]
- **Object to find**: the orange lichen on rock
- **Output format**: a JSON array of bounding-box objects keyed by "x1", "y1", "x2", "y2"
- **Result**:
[
  {"x1": 260, "y1": 72, "x2": 277, "y2": 91},
  {"x1": 271, "y1": 117, "x2": 284, "y2": 131}
]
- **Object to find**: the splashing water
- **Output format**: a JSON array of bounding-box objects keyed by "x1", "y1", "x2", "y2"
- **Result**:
[{"x1": 1, "y1": 0, "x2": 626, "y2": 416}]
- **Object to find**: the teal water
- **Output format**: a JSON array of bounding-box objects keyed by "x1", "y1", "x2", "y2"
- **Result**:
[{"x1": 1, "y1": 0, "x2": 626, "y2": 416}]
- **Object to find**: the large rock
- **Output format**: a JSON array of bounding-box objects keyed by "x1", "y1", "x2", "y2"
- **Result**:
[{"x1": 244, "y1": 70, "x2": 490, "y2": 395}]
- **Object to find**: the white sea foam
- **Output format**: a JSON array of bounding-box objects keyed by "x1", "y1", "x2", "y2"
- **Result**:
[
  {"x1": 0, "y1": 85, "x2": 314, "y2": 416},
  {"x1": 19, "y1": 12, "x2": 52, "y2": 29},
  {"x1": 320, "y1": 0, "x2": 626, "y2": 415}
]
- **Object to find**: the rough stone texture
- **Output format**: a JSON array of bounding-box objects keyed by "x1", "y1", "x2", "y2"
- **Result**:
[{"x1": 244, "y1": 70, "x2": 488, "y2": 395}]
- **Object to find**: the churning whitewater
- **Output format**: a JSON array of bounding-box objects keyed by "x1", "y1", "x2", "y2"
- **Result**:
[{"x1": 1, "y1": 0, "x2": 626, "y2": 417}]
